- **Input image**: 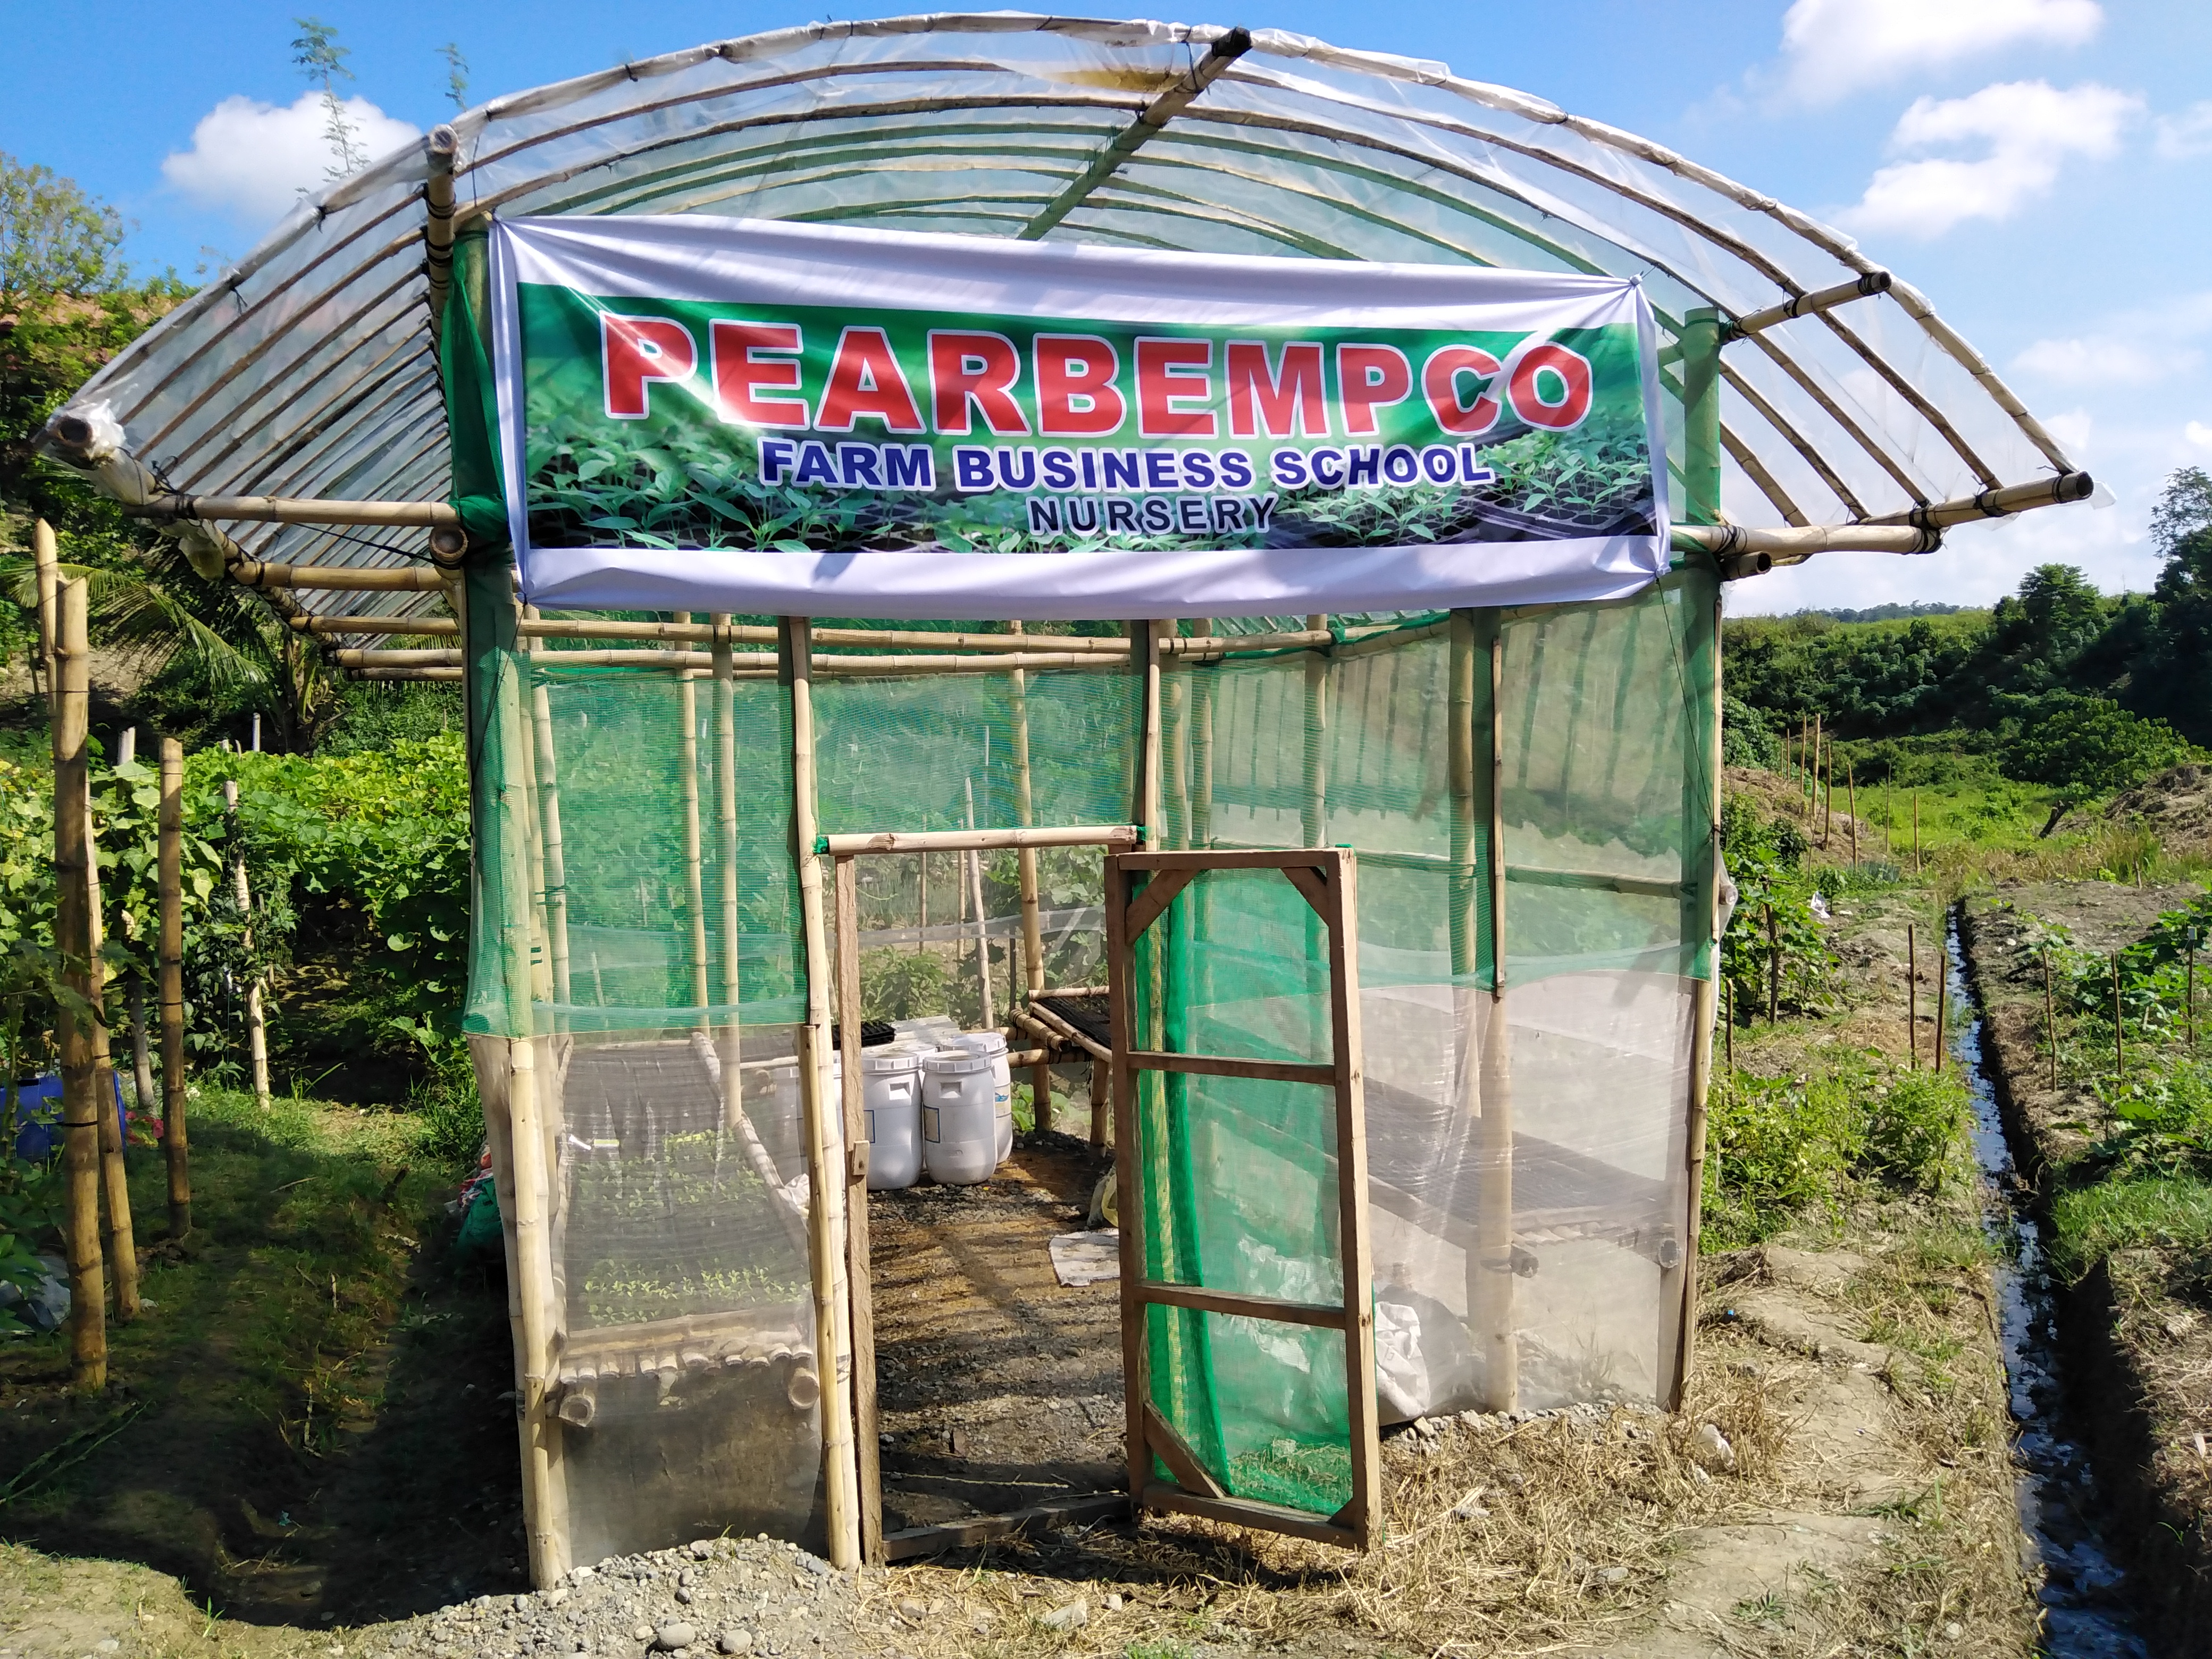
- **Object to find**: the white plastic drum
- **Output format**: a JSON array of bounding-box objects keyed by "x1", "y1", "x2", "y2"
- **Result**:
[
  {"x1": 920, "y1": 1049, "x2": 998, "y2": 1185},
  {"x1": 764, "y1": 1054, "x2": 842, "y2": 1185},
  {"x1": 860, "y1": 1044, "x2": 924, "y2": 1191},
  {"x1": 948, "y1": 1031, "x2": 1013, "y2": 1163}
]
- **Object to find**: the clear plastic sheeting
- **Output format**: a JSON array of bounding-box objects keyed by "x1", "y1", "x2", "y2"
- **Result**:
[{"x1": 48, "y1": 14, "x2": 2075, "y2": 616}]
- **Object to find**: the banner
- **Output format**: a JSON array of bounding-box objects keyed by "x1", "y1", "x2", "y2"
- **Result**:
[{"x1": 491, "y1": 217, "x2": 1670, "y2": 618}]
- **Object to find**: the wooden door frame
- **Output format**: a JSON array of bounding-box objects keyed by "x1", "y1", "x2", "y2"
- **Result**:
[{"x1": 1104, "y1": 846, "x2": 1381, "y2": 1552}]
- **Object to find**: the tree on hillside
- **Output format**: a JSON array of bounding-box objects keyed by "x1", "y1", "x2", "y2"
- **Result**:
[{"x1": 2133, "y1": 468, "x2": 2212, "y2": 746}]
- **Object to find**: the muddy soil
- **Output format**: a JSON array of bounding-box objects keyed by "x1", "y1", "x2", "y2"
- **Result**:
[{"x1": 1959, "y1": 883, "x2": 2212, "y2": 1653}]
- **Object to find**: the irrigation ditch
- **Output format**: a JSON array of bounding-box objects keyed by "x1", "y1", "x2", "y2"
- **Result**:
[{"x1": 1951, "y1": 901, "x2": 2208, "y2": 1658}]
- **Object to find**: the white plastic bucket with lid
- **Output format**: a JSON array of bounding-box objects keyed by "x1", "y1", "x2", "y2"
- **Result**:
[
  {"x1": 764, "y1": 1054, "x2": 843, "y2": 1185},
  {"x1": 919, "y1": 1048, "x2": 998, "y2": 1185},
  {"x1": 948, "y1": 1031, "x2": 1013, "y2": 1163},
  {"x1": 860, "y1": 1044, "x2": 924, "y2": 1191}
]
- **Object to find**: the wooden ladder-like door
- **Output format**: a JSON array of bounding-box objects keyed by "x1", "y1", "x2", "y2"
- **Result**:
[{"x1": 1104, "y1": 847, "x2": 1381, "y2": 1551}]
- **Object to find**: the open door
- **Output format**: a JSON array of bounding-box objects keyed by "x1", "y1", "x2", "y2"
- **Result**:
[{"x1": 1105, "y1": 848, "x2": 1381, "y2": 1551}]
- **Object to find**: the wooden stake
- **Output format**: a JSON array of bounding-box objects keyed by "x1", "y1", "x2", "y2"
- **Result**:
[
  {"x1": 783, "y1": 617, "x2": 861, "y2": 1572},
  {"x1": 1766, "y1": 903, "x2": 1780, "y2": 1021},
  {"x1": 1009, "y1": 624, "x2": 1052, "y2": 1134},
  {"x1": 1724, "y1": 976, "x2": 1733, "y2": 1068},
  {"x1": 158, "y1": 739, "x2": 189, "y2": 1237},
  {"x1": 1907, "y1": 924, "x2": 1917, "y2": 1069},
  {"x1": 224, "y1": 780, "x2": 271, "y2": 1108},
  {"x1": 54, "y1": 579, "x2": 106, "y2": 1390},
  {"x1": 1846, "y1": 757, "x2": 1857, "y2": 865},
  {"x1": 2113, "y1": 952, "x2": 2124, "y2": 1084},
  {"x1": 2045, "y1": 950, "x2": 2058, "y2": 1090},
  {"x1": 1912, "y1": 792, "x2": 1921, "y2": 872},
  {"x1": 833, "y1": 856, "x2": 882, "y2": 1564},
  {"x1": 2189, "y1": 940, "x2": 2197, "y2": 1053}
]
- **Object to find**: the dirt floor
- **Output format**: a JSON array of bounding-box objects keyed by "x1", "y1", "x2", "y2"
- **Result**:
[
  {"x1": 868, "y1": 1132, "x2": 1122, "y2": 1532},
  {"x1": 1958, "y1": 881, "x2": 2212, "y2": 1651}
]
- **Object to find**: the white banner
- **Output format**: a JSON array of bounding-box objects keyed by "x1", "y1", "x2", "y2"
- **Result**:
[{"x1": 491, "y1": 216, "x2": 1671, "y2": 618}]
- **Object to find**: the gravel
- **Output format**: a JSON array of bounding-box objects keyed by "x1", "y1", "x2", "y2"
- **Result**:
[{"x1": 354, "y1": 1538, "x2": 856, "y2": 1659}]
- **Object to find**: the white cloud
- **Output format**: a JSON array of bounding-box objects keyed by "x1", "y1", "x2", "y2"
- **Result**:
[
  {"x1": 162, "y1": 93, "x2": 420, "y2": 227},
  {"x1": 2013, "y1": 337, "x2": 2197, "y2": 387},
  {"x1": 1838, "y1": 80, "x2": 2141, "y2": 239},
  {"x1": 2043, "y1": 408, "x2": 2093, "y2": 454},
  {"x1": 2155, "y1": 101, "x2": 2212, "y2": 160},
  {"x1": 1775, "y1": 0, "x2": 2102, "y2": 106},
  {"x1": 2187, "y1": 421, "x2": 2212, "y2": 452},
  {"x1": 2012, "y1": 291, "x2": 2212, "y2": 387}
]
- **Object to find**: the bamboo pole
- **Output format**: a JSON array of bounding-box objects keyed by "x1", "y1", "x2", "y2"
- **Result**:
[
  {"x1": 964, "y1": 778, "x2": 994, "y2": 1032},
  {"x1": 1474, "y1": 616, "x2": 1516, "y2": 1412},
  {"x1": 224, "y1": 780, "x2": 272, "y2": 1108},
  {"x1": 782, "y1": 617, "x2": 861, "y2": 1572},
  {"x1": 1935, "y1": 950, "x2": 1946, "y2": 1074},
  {"x1": 2045, "y1": 950, "x2": 2058, "y2": 1089},
  {"x1": 1724, "y1": 977, "x2": 1733, "y2": 1069},
  {"x1": 2113, "y1": 952, "x2": 2124, "y2": 1083},
  {"x1": 127, "y1": 493, "x2": 462, "y2": 527},
  {"x1": 158, "y1": 739, "x2": 189, "y2": 1237},
  {"x1": 1912, "y1": 792, "x2": 1921, "y2": 872},
  {"x1": 86, "y1": 765, "x2": 139, "y2": 1324},
  {"x1": 232, "y1": 562, "x2": 448, "y2": 591},
  {"x1": 1907, "y1": 924, "x2": 1918, "y2": 1069},
  {"x1": 916, "y1": 852, "x2": 928, "y2": 957},
  {"x1": 711, "y1": 614, "x2": 744, "y2": 1128},
  {"x1": 832, "y1": 856, "x2": 882, "y2": 1564},
  {"x1": 2188, "y1": 940, "x2": 2197, "y2": 1053},
  {"x1": 523, "y1": 613, "x2": 572, "y2": 1010},
  {"x1": 54, "y1": 579, "x2": 106, "y2": 1390},
  {"x1": 33, "y1": 520, "x2": 60, "y2": 702},
  {"x1": 823, "y1": 825, "x2": 1137, "y2": 856},
  {"x1": 1301, "y1": 615, "x2": 1329, "y2": 848},
  {"x1": 1008, "y1": 623, "x2": 1052, "y2": 1135},
  {"x1": 676, "y1": 615, "x2": 713, "y2": 1029},
  {"x1": 507, "y1": 1034, "x2": 571, "y2": 1583},
  {"x1": 1766, "y1": 903, "x2": 1779, "y2": 1021}
]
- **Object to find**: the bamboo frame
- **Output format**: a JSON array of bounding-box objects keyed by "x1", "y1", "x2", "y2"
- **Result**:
[
  {"x1": 820, "y1": 825, "x2": 1137, "y2": 856},
  {"x1": 782, "y1": 617, "x2": 862, "y2": 1572},
  {"x1": 1473, "y1": 616, "x2": 1515, "y2": 1412},
  {"x1": 711, "y1": 615, "x2": 745, "y2": 1128},
  {"x1": 124, "y1": 492, "x2": 461, "y2": 527},
  {"x1": 158, "y1": 738, "x2": 189, "y2": 1237},
  {"x1": 675, "y1": 616, "x2": 713, "y2": 1027},
  {"x1": 1008, "y1": 622, "x2": 1054, "y2": 1135},
  {"x1": 232, "y1": 561, "x2": 448, "y2": 591},
  {"x1": 54, "y1": 580, "x2": 106, "y2": 1392},
  {"x1": 1106, "y1": 847, "x2": 1379, "y2": 1551},
  {"x1": 1721, "y1": 270, "x2": 1892, "y2": 340},
  {"x1": 962, "y1": 777, "x2": 994, "y2": 1032},
  {"x1": 831, "y1": 856, "x2": 883, "y2": 1564},
  {"x1": 86, "y1": 763, "x2": 140, "y2": 1325},
  {"x1": 33, "y1": 520, "x2": 58, "y2": 699},
  {"x1": 523, "y1": 614, "x2": 572, "y2": 1009}
]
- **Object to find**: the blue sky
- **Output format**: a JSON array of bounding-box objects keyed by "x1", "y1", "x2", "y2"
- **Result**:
[{"x1": 5, "y1": 1, "x2": 2208, "y2": 615}]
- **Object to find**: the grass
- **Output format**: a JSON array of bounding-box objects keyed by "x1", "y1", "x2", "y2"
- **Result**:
[{"x1": 2048, "y1": 1176, "x2": 2212, "y2": 1278}]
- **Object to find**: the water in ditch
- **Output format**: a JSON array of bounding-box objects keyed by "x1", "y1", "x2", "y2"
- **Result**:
[{"x1": 1945, "y1": 917, "x2": 2149, "y2": 1658}]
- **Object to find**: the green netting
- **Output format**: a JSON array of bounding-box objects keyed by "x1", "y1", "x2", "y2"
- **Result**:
[{"x1": 457, "y1": 565, "x2": 1717, "y2": 1536}]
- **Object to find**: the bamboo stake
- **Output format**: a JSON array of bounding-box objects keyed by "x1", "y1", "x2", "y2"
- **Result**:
[
  {"x1": 916, "y1": 852, "x2": 928, "y2": 957},
  {"x1": 1302, "y1": 615, "x2": 1329, "y2": 848},
  {"x1": 1766, "y1": 903, "x2": 1780, "y2": 1021},
  {"x1": 86, "y1": 788, "x2": 139, "y2": 1323},
  {"x1": 676, "y1": 615, "x2": 712, "y2": 1029},
  {"x1": 1473, "y1": 615, "x2": 1517, "y2": 1412},
  {"x1": 711, "y1": 614, "x2": 744, "y2": 1128},
  {"x1": 1008, "y1": 623, "x2": 1052, "y2": 1135},
  {"x1": 1912, "y1": 792, "x2": 1920, "y2": 872},
  {"x1": 2045, "y1": 950, "x2": 2057, "y2": 1090},
  {"x1": 224, "y1": 780, "x2": 272, "y2": 1108},
  {"x1": 2189, "y1": 940, "x2": 2197, "y2": 1053},
  {"x1": 2113, "y1": 952, "x2": 2124, "y2": 1084},
  {"x1": 158, "y1": 739, "x2": 189, "y2": 1237},
  {"x1": 54, "y1": 579, "x2": 106, "y2": 1390},
  {"x1": 1907, "y1": 924, "x2": 1917, "y2": 1069},
  {"x1": 33, "y1": 520, "x2": 59, "y2": 702},
  {"x1": 506, "y1": 1034, "x2": 571, "y2": 1583},
  {"x1": 523, "y1": 610, "x2": 572, "y2": 1009},
  {"x1": 1846, "y1": 757, "x2": 1857, "y2": 864},
  {"x1": 783, "y1": 617, "x2": 861, "y2": 1572},
  {"x1": 1724, "y1": 976, "x2": 1733, "y2": 1068},
  {"x1": 964, "y1": 777, "x2": 994, "y2": 1032},
  {"x1": 1885, "y1": 780, "x2": 1892, "y2": 859},
  {"x1": 832, "y1": 856, "x2": 882, "y2": 1564}
]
